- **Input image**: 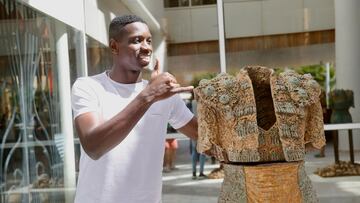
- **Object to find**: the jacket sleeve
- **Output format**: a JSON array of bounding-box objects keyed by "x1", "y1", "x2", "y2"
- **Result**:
[
  {"x1": 304, "y1": 99, "x2": 326, "y2": 149},
  {"x1": 196, "y1": 100, "x2": 216, "y2": 155}
]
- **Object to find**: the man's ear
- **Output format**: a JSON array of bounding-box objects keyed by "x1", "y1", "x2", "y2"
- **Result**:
[{"x1": 109, "y1": 39, "x2": 119, "y2": 55}]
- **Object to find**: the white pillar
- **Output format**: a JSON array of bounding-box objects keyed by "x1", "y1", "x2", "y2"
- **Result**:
[
  {"x1": 75, "y1": 30, "x2": 88, "y2": 77},
  {"x1": 55, "y1": 21, "x2": 76, "y2": 202},
  {"x1": 334, "y1": 0, "x2": 360, "y2": 151},
  {"x1": 216, "y1": 0, "x2": 227, "y2": 73},
  {"x1": 153, "y1": 35, "x2": 167, "y2": 73}
]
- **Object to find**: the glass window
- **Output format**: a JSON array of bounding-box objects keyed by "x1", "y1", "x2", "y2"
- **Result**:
[
  {"x1": 86, "y1": 36, "x2": 112, "y2": 76},
  {"x1": 192, "y1": 0, "x2": 216, "y2": 6},
  {"x1": 0, "y1": 2, "x2": 82, "y2": 202},
  {"x1": 164, "y1": 0, "x2": 216, "y2": 7},
  {"x1": 68, "y1": 30, "x2": 87, "y2": 85}
]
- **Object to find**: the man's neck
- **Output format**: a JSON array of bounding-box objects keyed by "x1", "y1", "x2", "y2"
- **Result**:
[{"x1": 109, "y1": 65, "x2": 142, "y2": 84}]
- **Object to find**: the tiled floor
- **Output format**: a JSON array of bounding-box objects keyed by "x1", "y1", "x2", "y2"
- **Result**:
[{"x1": 162, "y1": 140, "x2": 360, "y2": 203}]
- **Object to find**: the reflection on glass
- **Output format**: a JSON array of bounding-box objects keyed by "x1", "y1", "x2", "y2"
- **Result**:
[
  {"x1": 68, "y1": 30, "x2": 87, "y2": 85},
  {"x1": 164, "y1": 0, "x2": 216, "y2": 7},
  {"x1": 86, "y1": 35, "x2": 111, "y2": 76},
  {"x1": 0, "y1": 1, "x2": 81, "y2": 202},
  {"x1": 164, "y1": 0, "x2": 190, "y2": 8}
]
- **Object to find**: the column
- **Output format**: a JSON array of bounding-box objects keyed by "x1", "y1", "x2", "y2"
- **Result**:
[
  {"x1": 75, "y1": 30, "x2": 88, "y2": 77},
  {"x1": 55, "y1": 21, "x2": 76, "y2": 202},
  {"x1": 335, "y1": 0, "x2": 360, "y2": 150},
  {"x1": 153, "y1": 34, "x2": 167, "y2": 72}
]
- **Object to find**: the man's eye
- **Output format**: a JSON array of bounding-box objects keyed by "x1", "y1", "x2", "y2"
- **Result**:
[
  {"x1": 147, "y1": 39, "x2": 152, "y2": 44},
  {"x1": 133, "y1": 38, "x2": 141, "y2": 43}
]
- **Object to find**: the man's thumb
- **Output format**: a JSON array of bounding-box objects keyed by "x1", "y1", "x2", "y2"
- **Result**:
[{"x1": 151, "y1": 59, "x2": 160, "y2": 79}]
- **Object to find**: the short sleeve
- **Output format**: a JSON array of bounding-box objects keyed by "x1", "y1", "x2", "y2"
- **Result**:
[
  {"x1": 304, "y1": 100, "x2": 326, "y2": 149},
  {"x1": 71, "y1": 78, "x2": 100, "y2": 119},
  {"x1": 168, "y1": 94, "x2": 194, "y2": 129}
]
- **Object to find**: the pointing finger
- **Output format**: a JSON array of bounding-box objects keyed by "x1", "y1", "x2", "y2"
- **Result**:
[
  {"x1": 169, "y1": 83, "x2": 181, "y2": 89},
  {"x1": 170, "y1": 86, "x2": 194, "y2": 93}
]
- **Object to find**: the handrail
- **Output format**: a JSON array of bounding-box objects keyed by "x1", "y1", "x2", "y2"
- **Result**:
[
  {"x1": 166, "y1": 123, "x2": 360, "y2": 140},
  {"x1": 2, "y1": 123, "x2": 359, "y2": 149},
  {"x1": 324, "y1": 123, "x2": 360, "y2": 131}
]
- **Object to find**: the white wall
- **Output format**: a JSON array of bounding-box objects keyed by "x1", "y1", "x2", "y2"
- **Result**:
[
  {"x1": 165, "y1": 0, "x2": 335, "y2": 43},
  {"x1": 191, "y1": 6, "x2": 218, "y2": 42},
  {"x1": 224, "y1": 1, "x2": 262, "y2": 38},
  {"x1": 165, "y1": 5, "x2": 219, "y2": 43},
  {"x1": 22, "y1": 0, "x2": 165, "y2": 46},
  {"x1": 22, "y1": 0, "x2": 335, "y2": 53},
  {"x1": 141, "y1": 0, "x2": 165, "y2": 26},
  {"x1": 165, "y1": 9, "x2": 192, "y2": 42},
  {"x1": 262, "y1": 0, "x2": 304, "y2": 35},
  {"x1": 304, "y1": 0, "x2": 335, "y2": 31},
  {"x1": 21, "y1": 0, "x2": 85, "y2": 30},
  {"x1": 84, "y1": 0, "x2": 131, "y2": 46}
]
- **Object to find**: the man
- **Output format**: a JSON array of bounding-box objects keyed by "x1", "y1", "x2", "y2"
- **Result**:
[{"x1": 71, "y1": 15, "x2": 197, "y2": 203}]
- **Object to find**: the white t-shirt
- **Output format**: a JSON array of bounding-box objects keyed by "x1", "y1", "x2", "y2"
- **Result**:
[{"x1": 71, "y1": 71, "x2": 193, "y2": 203}]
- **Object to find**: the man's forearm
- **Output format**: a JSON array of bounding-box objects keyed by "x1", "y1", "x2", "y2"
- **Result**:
[
  {"x1": 77, "y1": 92, "x2": 154, "y2": 160},
  {"x1": 177, "y1": 116, "x2": 198, "y2": 141}
]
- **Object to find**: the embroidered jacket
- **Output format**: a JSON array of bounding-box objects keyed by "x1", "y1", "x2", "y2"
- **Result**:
[{"x1": 194, "y1": 66, "x2": 325, "y2": 163}]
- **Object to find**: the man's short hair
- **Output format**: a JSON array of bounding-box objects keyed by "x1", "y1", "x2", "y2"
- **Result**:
[{"x1": 109, "y1": 15, "x2": 147, "y2": 41}]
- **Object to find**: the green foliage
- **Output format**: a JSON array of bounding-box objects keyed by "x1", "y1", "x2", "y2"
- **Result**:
[
  {"x1": 276, "y1": 64, "x2": 336, "y2": 91},
  {"x1": 190, "y1": 72, "x2": 218, "y2": 88},
  {"x1": 190, "y1": 70, "x2": 239, "y2": 88},
  {"x1": 296, "y1": 64, "x2": 336, "y2": 90},
  {"x1": 190, "y1": 64, "x2": 336, "y2": 91}
]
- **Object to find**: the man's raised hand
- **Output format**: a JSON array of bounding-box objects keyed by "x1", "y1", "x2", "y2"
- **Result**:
[
  {"x1": 150, "y1": 59, "x2": 161, "y2": 79},
  {"x1": 146, "y1": 59, "x2": 194, "y2": 102}
]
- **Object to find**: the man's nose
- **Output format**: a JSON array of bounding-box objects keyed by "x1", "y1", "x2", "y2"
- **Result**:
[{"x1": 141, "y1": 41, "x2": 152, "y2": 52}]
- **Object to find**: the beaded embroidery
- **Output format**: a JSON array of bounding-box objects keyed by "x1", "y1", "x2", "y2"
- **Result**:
[{"x1": 194, "y1": 66, "x2": 325, "y2": 163}]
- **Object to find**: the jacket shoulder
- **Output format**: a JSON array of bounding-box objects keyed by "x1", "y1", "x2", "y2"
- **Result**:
[
  {"x1": 194, "y1": 73, "x2": 240, "y2": 107},
  {"x1": 280, "y1": 70, "x2": 321, "y2": 106}
]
